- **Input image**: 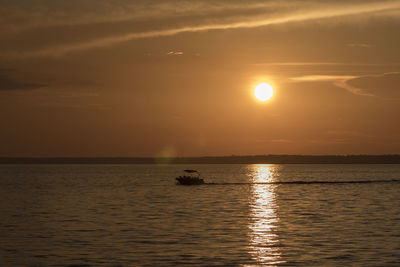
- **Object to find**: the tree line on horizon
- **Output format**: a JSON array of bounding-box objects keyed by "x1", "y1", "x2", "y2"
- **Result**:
[{"x1": 0, "y1": 155, "x2": 399, "y2": 164}]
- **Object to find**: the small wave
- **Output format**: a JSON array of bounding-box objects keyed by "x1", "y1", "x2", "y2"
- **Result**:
[{"x1": 206, "y1": 179, "x2": 400, "y2": 185}]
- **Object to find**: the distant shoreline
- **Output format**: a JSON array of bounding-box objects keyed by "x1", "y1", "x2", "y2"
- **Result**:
[{"x1": 1, "y1": 155, "x2": 400, "y2": 164}]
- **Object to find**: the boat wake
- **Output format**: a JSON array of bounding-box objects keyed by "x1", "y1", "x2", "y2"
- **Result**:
[{"x1": 205, "y1": 179, "x2": 400, "y2": 185}]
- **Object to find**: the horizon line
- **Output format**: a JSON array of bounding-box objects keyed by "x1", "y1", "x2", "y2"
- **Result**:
[{"x1": 1, "y1": 154, "x2": 400, "y2": 158}]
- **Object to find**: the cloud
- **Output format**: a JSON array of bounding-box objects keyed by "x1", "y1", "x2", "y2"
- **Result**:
[
  {"x1": 166, "y1": 51, "x2": 183, "y2": 56},
  {"x1": 2, "y1": 0, "x2": 400, "y2": 58},
  {"x1": 347, "y1": 43, "x2": 372, "y2": 48},
  {"x1": 0, "y1": 1, "x2": 288, "y2": 34},
  {"x1": 325, "y1": 130, "x2": 371, "y2": 138},
  {"x1": 290, "y1": 75, "x2": 356, "y2": 82},
  {"x1": 346, "y1": 72, "x2": 400, "y2": 98},
  {"x1": 251, "y1": 62, "x2": 400, "y2": 67},
  {"x1": 0, "y1": 69, "x2": 44, "y2": 91},
  {"x1": 270, "y1": 139, "x2": 294, "y2": 144},
  {"x1": 290, "y1": 74, "x2": 375, "y2": 96},
  {"x1": 290, "y1": 72, "x2": 400, "y2": 98}
]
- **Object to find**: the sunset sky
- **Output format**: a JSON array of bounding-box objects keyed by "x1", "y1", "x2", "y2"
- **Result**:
[{"x1": 1, "y1": 0, "x2": 400, "y2": 157}]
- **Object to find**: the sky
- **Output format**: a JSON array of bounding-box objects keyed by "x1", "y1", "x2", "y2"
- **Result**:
[{"x1": 1, "y1": 0, "x2": 400, "y2": 157}]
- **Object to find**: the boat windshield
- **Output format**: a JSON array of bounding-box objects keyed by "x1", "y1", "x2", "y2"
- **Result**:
[{"x1": 184, "y1": 169, "x2": 198, "y2": 173}]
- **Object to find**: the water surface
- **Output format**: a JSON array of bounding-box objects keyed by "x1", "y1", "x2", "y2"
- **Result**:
[{"x1": 1, "y1": 164, "x2": 400, "y2": 266}]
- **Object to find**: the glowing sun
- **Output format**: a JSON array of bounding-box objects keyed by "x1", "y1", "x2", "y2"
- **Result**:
[{"x1": 254, "y1": 83, "x2": 274, "y2": 101}]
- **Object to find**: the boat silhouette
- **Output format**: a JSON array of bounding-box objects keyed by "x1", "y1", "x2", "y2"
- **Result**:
[{"x1": 176, "y1": 169, "x2": 204, "y2": 185}]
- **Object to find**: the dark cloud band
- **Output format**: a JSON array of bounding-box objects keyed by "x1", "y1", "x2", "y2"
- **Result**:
[{"x1": 0, "y1": 69, "x2": 44, "y2": 91}]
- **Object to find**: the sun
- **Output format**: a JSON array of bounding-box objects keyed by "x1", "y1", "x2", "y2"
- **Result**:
[{"x1": 254, "y1": 83, "x2": 274, "y2": 101}]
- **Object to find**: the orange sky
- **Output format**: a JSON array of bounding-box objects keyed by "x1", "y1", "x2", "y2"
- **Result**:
[{"x1": 0, "y1": 0, "x2": 400, "y2": 157}]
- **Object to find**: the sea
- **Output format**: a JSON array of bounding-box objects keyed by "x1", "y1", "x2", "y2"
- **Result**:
[{"x1": 1, "y1": 164, "x2": 400, "y2": 266}]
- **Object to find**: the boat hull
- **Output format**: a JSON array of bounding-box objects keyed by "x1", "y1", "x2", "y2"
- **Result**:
[{"x1": 176, "y1": 176, "x2": 205, "y2": 185}]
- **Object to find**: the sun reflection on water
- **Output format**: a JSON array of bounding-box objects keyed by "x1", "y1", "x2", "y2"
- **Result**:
[{"x1": 248, "y1": 164, "x2": 284, "y2": 265}]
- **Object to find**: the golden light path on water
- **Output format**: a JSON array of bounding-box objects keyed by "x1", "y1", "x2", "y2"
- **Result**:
[{"x1": 248, "y1": 164, "x2": 285, "y2": 265}]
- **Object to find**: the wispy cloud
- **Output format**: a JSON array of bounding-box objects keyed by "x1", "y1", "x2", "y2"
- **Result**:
[
  {"x1": 166, "y1": 51, "x2": 183, "y2": 56},
  {"x1": 270, "y1": 139, "x2": 294, "y2": 144},
  {"x1": 290, "y1": 72, "x2": 400, "y2": 98},
  {"x1": 2, "y1": 0, "x2": 400, "y2": 58},
  {"x1": 346, "y1": 72, "x2": 400, "y2": 98},
  {"x1": 0, "y1": 1, "x2": 289, "y2": 34},
  {"x1": 251, "y1": 62, "x2": 400, "y2": 67},
  {"x1": 325, "y1": 130, "x2": 371, "y2": 138},
  {"x1": 347, "y1": 43, "x2": 373, "y2": 48},
  {"x1": 290, "y1": 74, "x2": 373, "y2": 96},
  {"x1": 290, "y1": 75, "x2": 356, "y2": 82},
  {"x1": 0, "y1": 69, "x2": 44, "y2": 91}
]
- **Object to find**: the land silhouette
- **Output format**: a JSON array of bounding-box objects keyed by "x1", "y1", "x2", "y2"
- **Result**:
[{"x1": 1, "y1": 155, "x2": 399, "y2": 164}]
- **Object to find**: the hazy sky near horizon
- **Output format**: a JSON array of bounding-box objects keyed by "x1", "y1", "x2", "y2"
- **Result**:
[{"x1": 1, "y1": 0, "x2": 400, "y2": 157}]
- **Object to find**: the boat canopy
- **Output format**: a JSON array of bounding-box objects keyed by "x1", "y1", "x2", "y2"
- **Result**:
[{"x1": 184, "y1": 169, "x2": 198, "y2": 173}]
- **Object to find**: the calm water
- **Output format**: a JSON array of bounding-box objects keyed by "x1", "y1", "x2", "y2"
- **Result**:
[{"x1": 1, "y1": 164, "x2": 400, "y2": 266}]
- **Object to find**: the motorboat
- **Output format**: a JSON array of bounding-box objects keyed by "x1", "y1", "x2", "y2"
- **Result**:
[{"x1": 176, "y1": 169, "x2": 205, "y2": 185}]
